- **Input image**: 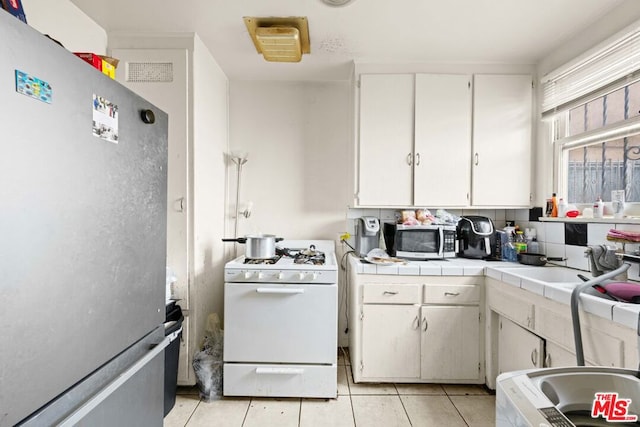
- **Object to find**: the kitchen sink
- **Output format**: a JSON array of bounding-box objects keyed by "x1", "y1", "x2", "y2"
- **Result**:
[{"x1": 497, "y1": 266, "x2": 585, "y2": 283}]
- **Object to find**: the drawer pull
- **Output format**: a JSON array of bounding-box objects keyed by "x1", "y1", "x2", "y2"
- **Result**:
[
  {"x1": 255, "y1": 367, "x2": 304, "y2": 375},
  {"x1": 531, "y1": 348, "x2": 538, "y2": 367},
  {"x1": 256, "y1": 288, "x2": 304, "y2": 294},
  {"x1": 383, "y1": 291, "x2": 399, "y2": 295},
  {"x1": 444, "y1": 292, "x2": 460, "y2": 297}
]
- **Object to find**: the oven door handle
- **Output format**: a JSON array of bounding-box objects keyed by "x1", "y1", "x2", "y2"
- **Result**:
[
  {"x1": 256, "y1": 288, "x2": 305, "y2": 294},
  {"x1": 256, "y1": 367, "x2": 305, "y2": 375}
]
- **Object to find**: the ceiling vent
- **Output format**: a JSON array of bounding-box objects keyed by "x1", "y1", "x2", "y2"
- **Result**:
[{"x1": 244, "y1": 17, "x2": 310, "y2": 63}]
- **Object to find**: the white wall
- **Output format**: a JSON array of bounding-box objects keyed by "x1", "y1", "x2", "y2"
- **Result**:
[
  {"x1": 22, "y1": 0, "x2": 107, "y2": 53},
  {"x1": 228, "y1": 81, "x2": 351, "y2": 242},
  {"x1": 192, "y1": 34, "x2": 229, "y2": 346}
]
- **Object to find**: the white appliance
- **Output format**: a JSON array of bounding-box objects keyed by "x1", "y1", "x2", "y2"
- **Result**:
[
  {"x1": 497, "y1": 309, "x2": 640, "y2": 426},
  {"x1": 0, "y1": 11, "x2": 169, "y2": 426},
  {"x1": 496, "y1": 366, "x2": 640, "y2": 426},
  {"x1": 223, "y1": 240, "x2": 338, "y2": 398}
]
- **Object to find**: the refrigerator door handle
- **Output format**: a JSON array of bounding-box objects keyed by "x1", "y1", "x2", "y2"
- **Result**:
[{"x1": 57, "y1": 336, "x2": 171, "y2": 427}]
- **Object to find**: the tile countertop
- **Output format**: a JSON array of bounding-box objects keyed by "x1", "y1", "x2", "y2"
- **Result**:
[{"x1": 349, "y1": 255, "x2": 640, "y2": 330}]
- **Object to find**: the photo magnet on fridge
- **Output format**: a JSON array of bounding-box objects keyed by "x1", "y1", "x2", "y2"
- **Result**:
[{"x1": 1, "y1": 0, "x2": 27, "y2": 23}]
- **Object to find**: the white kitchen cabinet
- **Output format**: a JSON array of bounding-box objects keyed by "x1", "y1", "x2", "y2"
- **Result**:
[
  {"x1": 348, "y1": 261, "x2": 484, "y2": 384},
  {"x1": 498, "y1": 316, "x2": 544, "y2": 375},
  {"x1": 357, "y1": 73, "x2": 472, "y2": 207},
  {"x1": 421, "y1": 305, "x2": 481, "y2": 381},
  {"x1": 358, "y1": 74, "x2": 414, "y2": 206},
  {"x1": 356, "y1": 73, "x2": 530, "y2": 207},
  {"x1": 544, "y1": 341, "x2": 578, "y2": 368},
  {"x1": 361, "y1": 304, "x2": 421, "y2": 379},
  {"x1": 414, "y1": 74, "x2": 472, "y2": 206},
  {"x1": 472, "y1": 74, "x2": 533, "y2": 207}
]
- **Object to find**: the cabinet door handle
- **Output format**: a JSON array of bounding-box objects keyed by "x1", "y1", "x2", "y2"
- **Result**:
[
  {"x1": 531, "y1": 348, "x2": 538, "y2": 367},
  {"x1": 415, "y1": 153, "x2": 421, "y2": 166},
  {"x1": 406, "y1": 153, "x2": 413, "y2": 166},
  {"x1": 413, "y1": 315, "x2": 420, "y2": 330},
  {"x1": 444, "y1": 292, "x2": 460, "y2": 297},
  {"x1": 545, "y1": 353, "x2": 551, "y2": 368},
  {"x1": 383, "y1": 291, "x2": 398, "y2": 295},
  {"x1": 422, "y1": 317, "x2": 428, "y2": 331},
  {"x1": 474, "y1": 153, "x2": 479, "y2": 166}
]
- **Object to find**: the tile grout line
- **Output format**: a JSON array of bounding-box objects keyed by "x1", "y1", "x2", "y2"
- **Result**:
[
  {"x1": 445, "y1": 394, "x2": 470, "y2": 427},
  {"x1": 240, "y1": 397, "x2": 252, "y2": 427},
  {"x1": 395, "y1": 384, "x2": 415, "y2": 427}
]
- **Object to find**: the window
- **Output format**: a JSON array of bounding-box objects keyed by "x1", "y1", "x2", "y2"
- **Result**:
[
  {"x1": 562, "y1": 83, "x2": 640, "y2": 203},
  {"x1": 543, "y1": 25, "x2": 640, "y2": 204}
]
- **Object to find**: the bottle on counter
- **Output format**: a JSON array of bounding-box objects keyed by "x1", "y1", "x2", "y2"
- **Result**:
[
  {"x1": 558, "y1": 198, "x2": 568, "y2": 218},
  {"x1": 514, "y1": 231, "x2": 528, "y2": 254},
  {"x1": 527, "y1": 238, "x2": 540, "y2": 254},
  {"x1": 502, "y1": 231, "x2": 517, "y2": 262},
  {"x1": 551, "y1": 193, "x2": 558, "y2": 217},
  {"x1": 593, "y1": 197, "x2": 604, "y2": 218}
]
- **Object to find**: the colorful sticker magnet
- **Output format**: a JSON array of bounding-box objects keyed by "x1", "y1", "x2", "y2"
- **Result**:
[{"x1": 15, "y1": 70, "x2": 52, "y2": 104}]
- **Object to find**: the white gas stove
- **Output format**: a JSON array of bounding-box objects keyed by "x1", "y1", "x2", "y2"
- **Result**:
[
  {"x1": 224, "y1": 240, "x2": 338, "y2": 284},
  {"x1": 223, "y1": 240, "x2": 338, "y2": 398}
]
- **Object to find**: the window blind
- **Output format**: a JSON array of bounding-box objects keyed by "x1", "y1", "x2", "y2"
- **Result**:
[{"x1": 541, "y1": 26, "x2": 640, "y2": 118}]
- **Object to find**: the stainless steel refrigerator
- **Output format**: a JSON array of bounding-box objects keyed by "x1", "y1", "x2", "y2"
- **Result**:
[{"x1": 0, "y1": 10, "x2": 169, "y2": 427}]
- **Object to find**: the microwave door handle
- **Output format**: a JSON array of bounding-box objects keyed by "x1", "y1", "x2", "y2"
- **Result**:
[
  {"x1": 438, "y1": 227, "x2": 444, "y2": 256},
  {"x1": 484, "y1": 236, "x2": 491, "y2": 256}
]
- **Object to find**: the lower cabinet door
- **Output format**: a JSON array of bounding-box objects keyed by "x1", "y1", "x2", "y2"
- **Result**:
[
  {"x1": 544, "y1": 341, "x2": 577, "y2": 368},
  {"x1": 420, "y1": 305, "x2": 480, "y2": 381},
  {"x1": 361, "y1": 304, "x2": 420, "y2": 379},
  {"x1": 498, "y1": 316, "x2": 544, "y2": 375}
]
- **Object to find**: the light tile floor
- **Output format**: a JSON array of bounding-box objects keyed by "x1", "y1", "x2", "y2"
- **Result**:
[{"x1": 165, "y1": 349, "x2": 495, "y2": 427}]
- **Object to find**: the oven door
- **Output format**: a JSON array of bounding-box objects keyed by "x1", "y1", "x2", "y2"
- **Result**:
[
  {"x1": 395, "y1": 227, "x2": 443, "y2": 259},
  {"x1": 224, "y1": 283, "x2": 337, "y2": 364}
]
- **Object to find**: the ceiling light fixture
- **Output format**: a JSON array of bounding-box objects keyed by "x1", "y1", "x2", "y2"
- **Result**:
[
  {"x1": 320, "y1": 0, "x2": 357, "y2": 7},
  {"x1": 244, "y1": 17, "x2": 310, "y2": 63}
]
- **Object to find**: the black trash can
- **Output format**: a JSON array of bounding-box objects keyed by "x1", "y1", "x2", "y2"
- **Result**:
[{"x1": 164, "y1": 302, "x2": 183, "y2": 417}]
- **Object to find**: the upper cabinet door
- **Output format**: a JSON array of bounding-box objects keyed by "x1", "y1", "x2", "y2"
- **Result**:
[
  {"x1": 414, "y1": 74, "x2": 472, "y2": 207},
  {"x1": 358, "y1": 74, "x2": 414, "y2": 206},
  {"x1": 472, "y1": 74, "x2": 533, "y2": 207}
]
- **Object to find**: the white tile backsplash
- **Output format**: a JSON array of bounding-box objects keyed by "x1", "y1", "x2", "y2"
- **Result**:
[
  {"x1": 515, "y1": 209, "x2": 529, "y2": 222},
  {"x1": 545, "y1": 243, "x2": 566, "y2": 266},
  {"x1": 587, "y1": 223, "x2": 615, "y2": 245},
  {"x1": 565, "y1": 245, "x2": 590, "y2": 271},
  {"x1": 545, "y1": 223, "x2": 565, "y2": 244}
]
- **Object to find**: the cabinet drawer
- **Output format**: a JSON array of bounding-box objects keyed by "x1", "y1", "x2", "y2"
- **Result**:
[
  {"x1": 363, "y1": 284, "x2": 421, "y2": 304},
  {"x1": 423, "y1": 284, "x2": 479, "y2": 304}
]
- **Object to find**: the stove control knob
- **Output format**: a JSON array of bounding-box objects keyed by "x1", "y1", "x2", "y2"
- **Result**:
[
  {"x1": 276, "y1": 272, "x2": 284, "y2": 280},
  {"x1": 244, "y1": 271, "x2": 254, "y2": 280},
  {"x1": 311, "y1": 273, "x2": 318, "y2": 280},
  {"x1": 258, "y1": 272, "x2": 264, "y2": 280},
  {"x1": 298, "y1": 272, "x2": 305, "y2": 280}
]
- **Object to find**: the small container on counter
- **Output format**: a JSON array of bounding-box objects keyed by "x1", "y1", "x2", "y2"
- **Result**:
[{"x1": 593, "y1": 198, "x2": 604, "y2": 218}]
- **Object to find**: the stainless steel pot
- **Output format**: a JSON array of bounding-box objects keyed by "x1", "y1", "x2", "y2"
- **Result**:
[{"x1": 222, "y1": 234, "x2": 283, "y2": 259}]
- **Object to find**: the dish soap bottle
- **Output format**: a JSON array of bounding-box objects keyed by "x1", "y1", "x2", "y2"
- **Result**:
[
  {"x1": 515, "y1": 231, "x2": 527, "y2": 254},
  {"x1": 551, "y1": 193, "x2": 558, "y2": 217}
]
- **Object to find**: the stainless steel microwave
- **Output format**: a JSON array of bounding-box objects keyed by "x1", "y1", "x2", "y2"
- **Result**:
[{"x1": 383, "y1": 223, "x2": 457, "y2": 260}]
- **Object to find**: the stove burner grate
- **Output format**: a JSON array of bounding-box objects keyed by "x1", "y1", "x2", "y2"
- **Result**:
[{"x1": 244, "y1": 255, "x2": 281, "y2": 265}]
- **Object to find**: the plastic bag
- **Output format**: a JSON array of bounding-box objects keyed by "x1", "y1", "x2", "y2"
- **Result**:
[{"x1": 192, "y1": 313, "x2": 224, "y2": 401}]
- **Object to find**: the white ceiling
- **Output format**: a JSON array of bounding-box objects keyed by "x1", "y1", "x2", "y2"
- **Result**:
[{"x1": 69, "y1": 0, "x2": 626, "y2": 81}]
